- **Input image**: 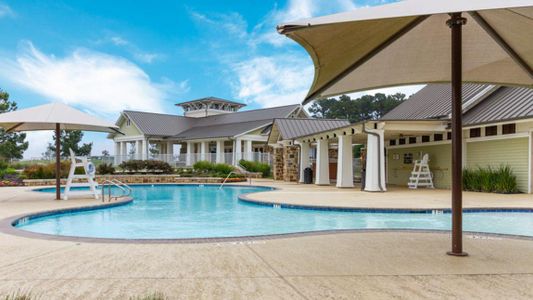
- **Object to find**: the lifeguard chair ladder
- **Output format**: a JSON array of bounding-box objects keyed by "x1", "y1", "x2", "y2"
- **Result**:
[
  {"x1": 408, "y1": 154, "x2": 434, "y2": 189},
  {"x1": 63, "y1": 148, "x2": 99, "y2": 200}
]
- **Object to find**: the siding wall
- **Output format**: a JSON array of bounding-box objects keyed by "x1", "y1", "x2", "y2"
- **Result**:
[
  {"x1": 386, "y1": 137, "x2": 530, "y2": 193},
  {"x1": 466, "y1": 137, "x2": 529, "y2": 193},
  {"x1": 119, "y1": 119, "x2": 142, "y2": 136},
  {"x1": 387, "y1": 143, "x2": 452, "y2": 189}
]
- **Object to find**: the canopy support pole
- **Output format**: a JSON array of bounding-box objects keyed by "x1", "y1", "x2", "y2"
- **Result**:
[
  {"x1": 447, "y1": 13, "x2": 468, "y2": 257},
  {"x1": 55, "y1": 123, "x2": 61, "y2": 200}
]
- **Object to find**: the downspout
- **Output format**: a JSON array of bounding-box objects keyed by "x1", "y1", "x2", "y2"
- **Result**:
[{"x1": 362, "y1": 123, "x2": 384, "y2": 192}]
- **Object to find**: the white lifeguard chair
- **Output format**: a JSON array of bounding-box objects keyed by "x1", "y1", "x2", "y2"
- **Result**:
[
  {"x1": 63, "y1": 148, "x2": 99, "y2": 200},
  {"x1": 408, "y1": 153, "x2": 434, "y2": 189}
]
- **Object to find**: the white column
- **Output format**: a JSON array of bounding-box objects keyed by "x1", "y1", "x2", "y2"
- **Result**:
[
  {"x1": 336, "y1": 135, "x2": 354, "y2": 188},
  {"x1": 186, "y1": 142, "x2": 193, "y2": 166},
  {"x1": 216, "y1": 140, "x2": 224, "y2": 164},
  {"x1": 365, "y1": 128, "x2": 387, "y2": 192},
  {"x1": 114, "y1": 142, "x2": 120, "y2": 165},
  {"x1": 234, "y1": 138, "x2": 242, "y2": 165},
  {"x1": 141, "y1": 139, "x2": 148, "y2": 160},
  {"x1": 245, "y1": 140, "x2": 253, "y2": 160},
  {"x1": 120, "y1": 141, "x2": 128, "y2": 156},
  {"x1": 167, "y1": 141, "x2": 174, "y2": 163},
  {"x1": 315, "y1": 139, "x2": 330, "y2": 185},
  {"x1": 200, "y1": 141, "x2": 208, "y2": 161},
  {"x1": 527, "y1": 131, "x2": 533, "y2": 194},
  {"x1": 299, "y1": 142, "x2": 310, "y2": 183},
  {"x1": 135, "y1": 140, "x2": 142, "y2": 160}
]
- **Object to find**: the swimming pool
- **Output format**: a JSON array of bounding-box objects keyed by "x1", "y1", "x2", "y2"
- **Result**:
[{"x1": 14, "y1": 184, "x2": 533, "y2": 239}]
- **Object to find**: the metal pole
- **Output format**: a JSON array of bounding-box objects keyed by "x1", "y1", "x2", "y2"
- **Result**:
[
  {"x1": 446, "y1": 13, "x2": 468, "y2": 256},
  {"x1": 55, "y1": 123, "x2": 61, "y2": 200}
]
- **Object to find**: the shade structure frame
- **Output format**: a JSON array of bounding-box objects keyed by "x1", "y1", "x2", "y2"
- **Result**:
[{"x1": 277, "y1": 0, "x2": 533, "y2": 103}]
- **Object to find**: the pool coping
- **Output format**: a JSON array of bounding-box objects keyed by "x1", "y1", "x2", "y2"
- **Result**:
[{"x1": 1, "y1": 183, "x2": 532, "y2": 243}]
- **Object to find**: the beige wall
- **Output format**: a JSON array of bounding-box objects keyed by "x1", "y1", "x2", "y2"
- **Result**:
[
  {"x1": 118, "y1": 118, "x2": 142, "y2": 136},
  {"x1": 466, "y1": 137, "x2": 529, "y2": 193},
  {"x1": 386, "y1": 136, "x2": 530, "y2": 193},
  {"x1": 387, "y1": 143, "x2": 452, "y2": 189}
]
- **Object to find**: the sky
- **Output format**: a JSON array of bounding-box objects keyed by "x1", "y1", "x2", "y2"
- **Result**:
[{"x1": 0, "y1": 0, "x2": 423, "y2": 158}]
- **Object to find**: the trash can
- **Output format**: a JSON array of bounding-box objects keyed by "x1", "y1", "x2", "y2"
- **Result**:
[{"x1": 303, "y1": 167, "x2": 313, "y2": 184}]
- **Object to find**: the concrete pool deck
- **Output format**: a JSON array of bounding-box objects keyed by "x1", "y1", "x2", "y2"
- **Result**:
[{"x1": 0, "y1": 183, "x2": 532, "y2": 299}]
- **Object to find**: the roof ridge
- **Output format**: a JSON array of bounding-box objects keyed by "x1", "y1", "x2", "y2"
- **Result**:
[
  {"x1": 275, "y1": 117, "x2": 349, "y2": 121},
  {"x1": 123, "y1": 110, "x2": 189, "y2": 119},
  {"x1": 209, "y1": 104, "x2": 300, "y2": 116}
]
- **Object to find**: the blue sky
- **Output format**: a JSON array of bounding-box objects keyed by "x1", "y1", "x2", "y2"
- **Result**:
[{"x1": 0, "y1": 0, "x2": 422, "y2": 158}]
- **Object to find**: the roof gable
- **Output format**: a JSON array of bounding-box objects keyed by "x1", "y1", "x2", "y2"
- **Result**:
[{"x1": 268, "y1": 118, "x2": 350, "y2": 143}]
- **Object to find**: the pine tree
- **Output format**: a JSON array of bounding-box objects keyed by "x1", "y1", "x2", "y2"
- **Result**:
[{"x1": 0, "y1": 89, "x2": 29, "y2": 160}]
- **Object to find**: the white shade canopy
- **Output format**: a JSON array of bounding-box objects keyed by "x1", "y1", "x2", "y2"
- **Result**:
[
  {"x1": 0, "y1": 102, "x2": 120, "y2": 133},
  {"x1": 277, "y1": 0, "x2": 533, "y2": 103}
]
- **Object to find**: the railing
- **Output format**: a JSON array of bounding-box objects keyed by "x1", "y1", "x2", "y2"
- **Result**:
[
  {"x1": 219, "y1": 171, "x2": 237, "y2": 189},
  {"x1": 101, "y1": 179, "x2": 132, "y2": 202},
  {"x1": 18, "y1": 152, "x2": 272, "y2": 168}
]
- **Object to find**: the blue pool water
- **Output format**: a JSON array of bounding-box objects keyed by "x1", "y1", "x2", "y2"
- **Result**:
[{"x1": 16, "y1": 185, "x2": 533, "y2": 239}]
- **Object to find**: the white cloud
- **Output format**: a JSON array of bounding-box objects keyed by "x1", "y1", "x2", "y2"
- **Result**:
[
  {"x1": 232, "y1": 55, "x2": 313, "y2": 107},
  {"x1": 107, "y1": 35, "x2": 162, "y2": 63},
  {"x1": 347, "y1": 85, "x2": 426, "y2": 99},
  {"x1": 0, "y1": 3, "x2": 14, "y2": 18},
  {"x1": 0, "y1": 41, "x2": 188, "y2": 117}
]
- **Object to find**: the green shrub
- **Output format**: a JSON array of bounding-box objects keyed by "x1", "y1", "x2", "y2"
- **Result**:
[
  {"x1": 212, "y1": 163, "x2": 234, "y2": 175},
  {"x1": 239, "y1": 159, "x2": 270, "y2": 177},
  {"x1": 145, "y1": 160, "x2": 173, "y2": 173},
  {"x1": 0, "y1": 160, "x2": 8, "y2": 170},
  {"x1": 463, "y1": 165, "x2": 519, "y2": 194},
  {"x1": 119, "y1": 160, "x2": 173, "y2": 174},
  {"x1": 0, "y1": 167, "x2": 17, "y2": 178},
  {"x1": 97, "y1": 163, "x2": 115, "y2": 175},
  {"x1": 193, "y1": 160, "x2": 215, "y2": 171},
  {"x1": 22, "y1": 161, "x2": 84, "y2": 179}
]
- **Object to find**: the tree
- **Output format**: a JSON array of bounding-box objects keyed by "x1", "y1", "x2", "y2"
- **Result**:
[
  {"x1": 308, "y1": 92, "x2": 407, "y2": 123},
  {"x1": 101, "y1": 150, "x2": 110, "y2": 157},
  {"x1": 0, "y1": 89, "x2": 29, "y2": 160},
  {"x1": 46, "y1": 130, "x2": 92, "y2": 157}
]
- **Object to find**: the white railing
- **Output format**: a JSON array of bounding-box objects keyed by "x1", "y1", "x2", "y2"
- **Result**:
[{"x1": 19, "y1": 151, "x2": 272, "y2": 168}]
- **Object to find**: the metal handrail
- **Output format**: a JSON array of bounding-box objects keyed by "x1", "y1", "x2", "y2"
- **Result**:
[
  {"x1": 101, "y1": 179, "x2": 132, "y2": 202},
  {"x1": 219, "y1": 172, "x2": 237, "y2": 189},
  {"x1": 237, "y1": 163, "x2": 253, "y2": 185}
]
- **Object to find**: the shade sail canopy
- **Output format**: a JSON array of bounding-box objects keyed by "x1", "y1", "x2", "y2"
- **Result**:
[
  {"x1": 0, "y1": 102, "x2": 120, "y2": 133},
  {"x1": 277, "y1": 0, "x2": 533, "y2": 103}
]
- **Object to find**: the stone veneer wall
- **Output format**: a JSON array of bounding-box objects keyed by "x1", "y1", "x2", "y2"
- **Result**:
[
  {"x1": 23, "y1": 175, "x2": 246, "y2": 186},
  {"x1": 272, "y1": 147, "x2": 284, "y2": 181},
  {"x1": 283, "y1": 146, "x2": 299, "y2": 182}
]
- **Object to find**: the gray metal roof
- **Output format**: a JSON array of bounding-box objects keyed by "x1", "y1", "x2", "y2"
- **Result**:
[
  {"x1": 381, "y1": 84, "x2": 489, "y2": 120},
  {"x1": 193, "y1": 104, "x2": 300, "y2": 127},
  {"x1": 272, "y1": 118, "x2": 350, "y2": 140},
  {"x1": 463, "y1": 87, "x2": 533, "y2": 125},
  {"x1": 176, "y1": 96, "x2": 246, "y2": 107},
  {"x1": 123, "y1": 111, "x2": 193, "y2": 136},
  {"x1": 175, "y1": 120, "x2": 272, "y2": 140},
  {"x1": 381, "y1": 84, "x2": 533, "y2": 126},
  {"x1": 122, "y1": 104, "x2": 300, "y2": 139}
]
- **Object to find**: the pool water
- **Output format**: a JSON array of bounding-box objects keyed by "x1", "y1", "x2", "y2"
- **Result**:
[{"x1": 16, "y1": 185, "x2": 533, "y2": 239}]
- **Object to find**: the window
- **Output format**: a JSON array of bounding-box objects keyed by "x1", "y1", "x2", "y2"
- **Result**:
[
  {"x1": 389, "y1": 140, "x2": 396, "y2": 146},
  {"x1": 502, "y1": 123, "x2": 516, "y2": 135},
  {"x1": 126, "y1": 118, "x2": 131, "y2": 126},
  {"x1": 422, "y1": 135, "x2": 430, "y2": 143},
  {"x1": 409, "y1": 137, "x2": 417, "y2": 144},
  {"x1": 447, "y1": 132, "x2": 452, "y2": 140},
  {"x1": 485, "y1": 125, "x2": 497, "y2": 136},
  {"x1": 403, "y1": 153, "x2": 413, "y2": 164},
  {"x1": 434, "y1": 133, "x2": 443, "y2": 141},
  {"x1": 399, "y1": 138, "x2": 406, "y2": 145},
  {"x1": 470, "y1": 128, "x2": 481, "y2": 138}
]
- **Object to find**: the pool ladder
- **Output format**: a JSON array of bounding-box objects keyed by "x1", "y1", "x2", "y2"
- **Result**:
[{"x1": 101, "y1": 179, "x2": 132, "y2": 202}]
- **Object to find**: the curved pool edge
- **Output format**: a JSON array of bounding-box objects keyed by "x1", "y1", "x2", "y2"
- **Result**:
[
  {"x1": 0, "y1": 197, "x2": 133, "y2": 241},
  {"x1": 2, "y1": 184, "x2": 533, "y2": 243},
  {"x1": 237, "y1": 194, "x2": 533, "y2": 214}
]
